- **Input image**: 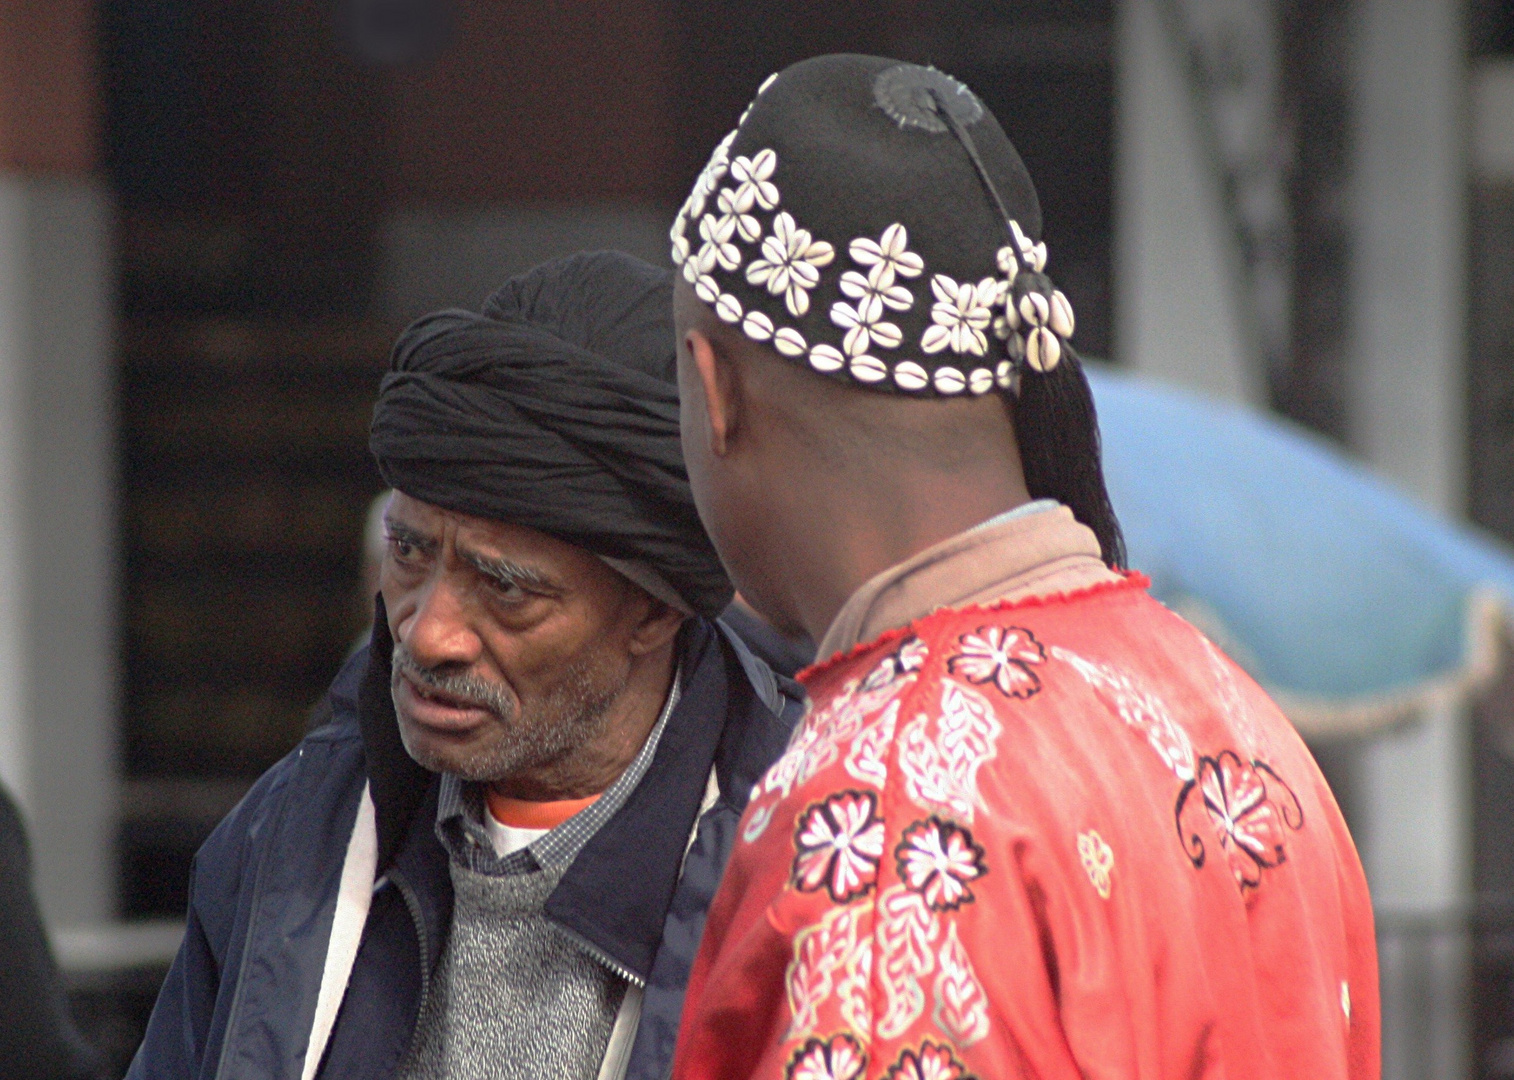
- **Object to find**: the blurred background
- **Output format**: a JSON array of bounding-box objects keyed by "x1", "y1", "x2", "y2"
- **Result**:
[{"x1": 2, "y1": 0, "x2": 1513, "y2": 1075}]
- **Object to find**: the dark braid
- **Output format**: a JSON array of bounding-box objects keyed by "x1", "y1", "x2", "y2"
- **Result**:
[{"x1": 1009, "y1": 348, "x2": 1126, "y2": 568}]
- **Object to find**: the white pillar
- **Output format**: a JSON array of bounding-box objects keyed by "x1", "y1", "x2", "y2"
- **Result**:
[
  {"x1": 1346, "y1": 1, "x2": 1468, "y2": 1076},
  {"x1": 0, "y1": 175, "x2": 117, "y2": 928},
  {"x1": 1113, "y1": 0, "x2": 1262, "y2": 406}
]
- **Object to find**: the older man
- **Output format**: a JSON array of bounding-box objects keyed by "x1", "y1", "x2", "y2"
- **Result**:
[
  {"x1": 129, "y1": 252, "x2": 800, "y2": 1080},
  {"x1": 669, "y1": 57, "x2": 1378, "y2": 1080}
]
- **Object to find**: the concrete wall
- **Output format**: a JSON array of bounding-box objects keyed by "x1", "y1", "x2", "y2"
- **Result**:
[
  {"x1": 1348, "y1": 3, "x2": 1469, "y2": 1076},
  {"x1": 1113, "y1": 0, "x2": 1260, "y2": 405},
  {"x1": 0, "y1": 0, "x2": 118, "y2": 929},
  {"x1": 0, "y1": 176, "x2": 117, "y2": 927}
]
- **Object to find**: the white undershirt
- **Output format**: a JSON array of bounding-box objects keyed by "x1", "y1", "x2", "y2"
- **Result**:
[{"x1": 483, "y1": 809, "x2": 549, "y2": 858}]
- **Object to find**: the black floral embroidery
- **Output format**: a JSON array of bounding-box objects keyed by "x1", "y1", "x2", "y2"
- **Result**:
[
  {"x1": 861, "y1": 634, "x2": 929, "y2": 693},
  {"x1": 895, "y1": 817, "x2": 987, "y2": 911},
  {"x1": 792, "y1": 791, "x2": 886, "y2": 903},
  {"x1": 1175, "y1": 749, "x2": 1304, "y2": 892},
  {"x1": 785, "y1": 1033, "x2": 867, "y2": 1080},
  {"x1": 883, "y1": 1041, "x2": 977, "y2": 1080},
  {"x1": 947, "y1": 625, "x2": 1044, "y2": 699}
]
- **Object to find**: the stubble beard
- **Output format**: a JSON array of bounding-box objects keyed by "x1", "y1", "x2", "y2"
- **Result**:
[{"x1": 391, "y1": 643, "x2": 627, "y2": 783}]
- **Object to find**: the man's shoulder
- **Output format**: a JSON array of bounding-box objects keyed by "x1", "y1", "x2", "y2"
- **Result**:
[{"x1": 198, "y1": 676, "x2": 368, "y2": 882}]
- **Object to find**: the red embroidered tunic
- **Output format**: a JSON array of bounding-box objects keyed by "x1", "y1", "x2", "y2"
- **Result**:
[{"x1": 673, "y1": 577, "x2": 1378, "y2": 1080}]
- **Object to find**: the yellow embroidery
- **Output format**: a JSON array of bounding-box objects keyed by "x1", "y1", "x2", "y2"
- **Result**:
[{"x1": 1078, "y1": 830, "x2": 1114, "y2": 899}]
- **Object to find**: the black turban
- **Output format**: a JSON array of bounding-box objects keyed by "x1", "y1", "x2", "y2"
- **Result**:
[{"x1": 369, "y1": 250, "x2": 733, "y2": 618}]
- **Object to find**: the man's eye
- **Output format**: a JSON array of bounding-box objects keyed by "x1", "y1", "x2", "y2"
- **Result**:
[
  {"x1": 389, "y1": 537, "x2": 416, "y2": 559},
  {"x1": 489, "y1": 577, "x2": 527, "y2": 602}
]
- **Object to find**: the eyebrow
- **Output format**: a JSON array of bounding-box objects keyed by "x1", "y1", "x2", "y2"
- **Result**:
[
  {"x1": 459, "y1": 548, "x2": 559, "y2": 594},
  {"x1": 384, "y1": 517, "x2": 438, "y2": 553}
]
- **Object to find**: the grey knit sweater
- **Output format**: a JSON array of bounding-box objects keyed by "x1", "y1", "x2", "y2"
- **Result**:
[{"x1": 398, "y1": 859, "x2": 627, "y2": 1080}]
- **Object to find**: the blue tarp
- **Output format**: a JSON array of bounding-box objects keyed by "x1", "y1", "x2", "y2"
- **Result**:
[{"x1": 1088, "y1": 366, "x2": 1514, "y2": 733}]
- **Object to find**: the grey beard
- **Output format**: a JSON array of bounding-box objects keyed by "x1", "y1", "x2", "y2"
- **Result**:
[{"x1": 391, "y1": 642, "x2": 625, "y2": 783}]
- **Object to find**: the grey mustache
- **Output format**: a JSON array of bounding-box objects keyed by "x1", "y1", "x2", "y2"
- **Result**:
[{"x1": 391, "y1": 645, "x2": 513, "y2": 717}]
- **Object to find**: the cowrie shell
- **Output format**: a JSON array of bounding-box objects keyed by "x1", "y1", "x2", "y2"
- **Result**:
[
  {"x1": 933, "y1": 366, "x2": 967, "y2": 394},
  {"x1": 1049, "y1": 290, "x2": 1075, "y2": 338},
  {"x1": 1026, "y1": 327, "x2": 1062, "y2": 372},
  {"x1": 850, "y1": 355, "x2": 888, "y2": 382},
  {"x1": 773, "y1": 328, "x2": 807, "y2": 357},
  {"x1": 742, "y1": 310, "x2": 774, "y2": 341},
  {"x1": 893, "y1": 361, "x2": 929, "y2": 391},
  {"x1": 1019, "y1": 291, "x2": 1050, "y2": 328},
  {"x1": 809, "y1": 343, "x2": 845, "y2": 372}
]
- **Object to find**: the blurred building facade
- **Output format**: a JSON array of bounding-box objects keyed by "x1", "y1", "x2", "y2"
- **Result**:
[{"x1": 3, "y1": 0, "x2": 1514, "y2": 1075}]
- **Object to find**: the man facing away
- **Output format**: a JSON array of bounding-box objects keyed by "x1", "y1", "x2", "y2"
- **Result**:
[
  {"x1": 129, "y1": 252, "x2": 801, "y2": 1080},
  {"x1": 668, "y1": 56, "x2": 1378, "y2": 1080}
]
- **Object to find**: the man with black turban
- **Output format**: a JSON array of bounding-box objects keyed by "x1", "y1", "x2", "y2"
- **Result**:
[{"x1": 129, "y1": 252, "x2": 802, "y2": 1080}]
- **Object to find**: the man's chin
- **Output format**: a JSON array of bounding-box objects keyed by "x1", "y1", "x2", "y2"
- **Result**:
[{"x1": 398, "y1": 715, "x2": 500, "y2": 779}]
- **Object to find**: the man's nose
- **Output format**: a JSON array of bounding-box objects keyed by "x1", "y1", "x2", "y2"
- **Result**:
[{"x1": 400, "y1": 576, "x2": 483, "y2": 669}]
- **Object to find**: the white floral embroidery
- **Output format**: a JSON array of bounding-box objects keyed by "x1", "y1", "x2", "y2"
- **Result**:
[
  {"x1": 786, "y1": 901, "x2": 872, "y2": 1039},
  {"x1": 877, "y1": 884, "x2": 938, "y2": 1038},
  {"x1": 728, "y1": 148, "x2": 780, "y2": 214},
  {"x1": 1051, "y1": 646, "x2": 1196, "y2": 782},
  {"x1": 921, "y1": 275, "x2": 998, "y2": 357},
  {"x1": 695, "y1": 212, "x2": 740, "y2": 274},
  {"x1": 745, "y1": 212, "x2": 835, "y2": 317},
  {"x1": 1078, "y1": 830, "x2": 1115, "y2": 899},
  {"x1": 933, "y1": 923, "x2": 990, "y2": 1046},
  {"x1": 899, "y1": 681, "x2": 1003, "y2": 823},
  {"x1": 849, "y1": 223, "x2": 924, "y2": 289},
  {"x1": 845, "y1": 699, "x2": 900, "y2": 788}
]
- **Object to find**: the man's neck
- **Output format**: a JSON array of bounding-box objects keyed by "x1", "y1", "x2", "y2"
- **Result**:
[{"x1": 778, "y1": 465, "x2": 1033, "y2": 643}]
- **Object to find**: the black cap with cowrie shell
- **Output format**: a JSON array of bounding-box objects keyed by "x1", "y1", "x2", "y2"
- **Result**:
[{"x1": 670, "y1": 53, "x2": 1078, "y2": 398}]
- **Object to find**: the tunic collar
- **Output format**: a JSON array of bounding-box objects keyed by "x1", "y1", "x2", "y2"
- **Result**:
[{"x1": 815, "y1": 501, "x2": 1121, "y2": 662}]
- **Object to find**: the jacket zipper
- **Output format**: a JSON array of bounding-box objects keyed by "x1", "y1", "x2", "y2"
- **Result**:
[
  {"x1": 555, "y1": 923, "x2": 646, "y2": 988},
  {"x1": 388, "y1": 867, "x2": 433, "y2": 1068}
]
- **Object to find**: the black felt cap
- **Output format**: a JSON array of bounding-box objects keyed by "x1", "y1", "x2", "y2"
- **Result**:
[{"x1": 672, "y1": 54, "x2": 1077, "y2": 396}]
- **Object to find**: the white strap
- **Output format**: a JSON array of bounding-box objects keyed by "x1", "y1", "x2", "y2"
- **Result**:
[
  {"x1": 596, "y1": 984, "x2": 645, "y2": 1080},
  {"x1": 302, "y1": 782, "x2": 377, "y2": 1080},
  {"x1": 595, "y1": 766, "x2": 716, "y2": 1080}
]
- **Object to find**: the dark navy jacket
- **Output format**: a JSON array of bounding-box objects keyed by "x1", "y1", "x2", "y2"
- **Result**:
[{"x1": 128, "y1": 615, "x2": 800, "y2": 1080}]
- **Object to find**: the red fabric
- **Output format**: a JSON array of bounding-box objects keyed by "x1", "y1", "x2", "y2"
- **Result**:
[{"x1": 672, "y1": 577, "x2": 1378, "y2": 1080}]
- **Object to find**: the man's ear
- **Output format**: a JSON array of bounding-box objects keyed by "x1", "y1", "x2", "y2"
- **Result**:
[
  {"x1": 686, "y1": 328, "x2": 737, "y2": 456},
  {"x1": 626, "y1": 598, "x2": 688, "y2": 657}
]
